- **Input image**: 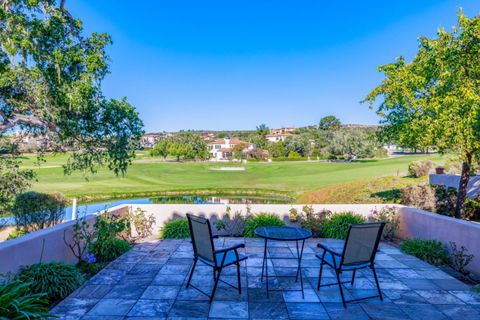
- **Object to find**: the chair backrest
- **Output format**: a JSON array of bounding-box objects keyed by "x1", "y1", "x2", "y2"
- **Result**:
[
  {"x1": 340, "y1": 222, "x2": 385, "y2": 267},
  {"x1": 186, "y1": 214, "x2": 216, "y2": 263}
]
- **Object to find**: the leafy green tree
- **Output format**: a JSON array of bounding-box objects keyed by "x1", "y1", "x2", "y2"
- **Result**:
[
  {"x1": 364, "y1": 12, "x2": 480, "y2": 218},
  {"x1": 0, "y1": 0, "x2": 144, "y2": 216},
  {"x1": 329, "y1": 128, "x2": 381, "y2": 160},
  {"x1": 255, "y1": 124, "x2": 270, "y2": 136},
  {"x1": 267, "y1": 140, "x2": 288, "y2": 158},
  {"x1": 175, "y1": 132, "x2": 208, "y2": 160},
  {"x1": 319, "y1": 115, "x2": 341, "y2": 131},
  {"x1": 285, "y1": 134, "x2": 311, "y2": 157},
  {"x1": 150, "y1": 139, "x2": 171, "y2": 159}
]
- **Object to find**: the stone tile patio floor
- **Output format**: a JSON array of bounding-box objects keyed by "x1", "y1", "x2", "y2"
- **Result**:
[{"x1": 50, "y1": 237, "x2": 480, "y2": 320}]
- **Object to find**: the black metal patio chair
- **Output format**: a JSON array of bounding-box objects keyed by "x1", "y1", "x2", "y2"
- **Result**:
[
  {"x1": 316, "y1": 222, "x2": 385, "y2": 307},
  {"x1": 185, "y1": 213, "x2": 248, "y2": 302}
]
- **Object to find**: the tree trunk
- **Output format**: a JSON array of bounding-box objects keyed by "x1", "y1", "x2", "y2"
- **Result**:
[{"x1": 455, "y1": 153, "x2": 473, "y2": 218}]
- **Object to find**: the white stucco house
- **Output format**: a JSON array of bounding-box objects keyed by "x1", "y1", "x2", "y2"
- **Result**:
[
  {"x1": 207, "y1": 138, "x2": 254, "y2": 160},
  {"x1": 266, "y1": 133, "x2": 292, "y2": 142}
]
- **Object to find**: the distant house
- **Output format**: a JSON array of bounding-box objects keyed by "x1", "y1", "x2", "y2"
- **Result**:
[
  {"x1": 266, "y1": 133, "x2": 292, "y2": 143},
  {"x1": 207, "y1": 138, "x2": 254, "y2": 160},
  {"x1": 140, "y1": 133, "x2": 168, "y2": 148},
  {"x1": 266, "y1": 127, "x2": 296, "y2": 143}
]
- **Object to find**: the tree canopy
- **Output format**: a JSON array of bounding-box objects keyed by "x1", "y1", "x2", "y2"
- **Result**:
[
  {"x1": 0, "y1": 0, "x2": 144, "y2": 213},
  {"x1": 319, "y1": 115, "x2": 341, "y2": 131},
  {"x1": 363, "y1": 12, "x2": 480, "y2": 217}
]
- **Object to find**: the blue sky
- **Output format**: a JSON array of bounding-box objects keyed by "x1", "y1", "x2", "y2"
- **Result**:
[{"x1": 68, "y1": 1, "x2": 480, "y2": 133}]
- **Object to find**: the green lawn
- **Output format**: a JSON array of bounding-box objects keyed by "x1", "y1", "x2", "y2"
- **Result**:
[{"x1": 21, "y1": 153, "x2": 443, "y2": 201}]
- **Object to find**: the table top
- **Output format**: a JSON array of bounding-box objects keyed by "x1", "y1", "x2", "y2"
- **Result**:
[{"x1": 254, "y1": 226, "x2": 312, "y2": 241}]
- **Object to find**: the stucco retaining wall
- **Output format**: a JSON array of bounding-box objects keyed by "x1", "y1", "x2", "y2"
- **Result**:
[{"x1": 0, "y1": 205, "x2": 129, "y2": 275}]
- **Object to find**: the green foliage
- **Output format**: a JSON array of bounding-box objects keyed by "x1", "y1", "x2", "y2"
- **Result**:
[
  {"x1": 151, "y1": 133, "x2": 208, "y2": 161},
  {"x1": 160, "y1": 218, "x2": 190, "y2": 238},
  {"x1": 288, "y1": 208, "x2": 299, "y2": 222},
  {"x1": 322, "y1": 212, "x2": 366, "y2": 239},
  {"x1": 298, "y1": 206, "x2": 330, "y2": 238},
  {"x1": 6, "y1": 228, "x2": 28, "y2": 240},
  {"x1": 449, "y1": 242, "x2": 474, "y2": 276},
  {"x1": 319, "y1": 115, "x2": 341, "y2": 131},
  {"x1": 17, "y1": 262, "x2": 85, "y2": 303},
  {"x1": 215, "y1": 206, "x2": 246, "y2": 237},
  {"x1": 329, "y1": 128, "x2": 383, "y2": 160},
  {"x1": 364, "y1": 12, "x2": 480, "y2": 217},
  {"x1": 0, "y1": 142, "x2": 35, "y2": 217},
  {"x1": 125, "y1": 207, "x2": 156, "y2": 240},
  {"x1": 400, "y1": 185, "x2": 437, "y2": 212},
  {"x1": 0, "y1": 280, "x2": 52, "y2": 320},
  {"x1": 287, "y1": 151, "x2": 302, "y2": 159},
  {"x1": 370, "y1": 206, "x2": 400, "y2": 240},
  {"x1": 0, "y1": 0, "x2": 143, "y2": 177},
  {"x1": 400, "y1": 239, "x2": 449, "y2": 266},
  {"x1": 244, "y1": 213, "x2": 285, "y2": 237},
  {"x1": 89, "y1": 214, "x2": 132, "y2": 262},
  {"x1": 408, "y1": 160, "x2": 434, "y2": 177},
  {"x1": 12, "y1": 192, "x2": 67, "y2": 232}
]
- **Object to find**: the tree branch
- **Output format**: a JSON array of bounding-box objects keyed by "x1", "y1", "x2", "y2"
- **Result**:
[{"x1": 0, "y1": 113, "x2": 44, "y2": 132}]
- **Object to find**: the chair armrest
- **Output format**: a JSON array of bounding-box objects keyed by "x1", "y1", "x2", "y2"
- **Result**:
[
  {"x1": 317, "y1": 243, "x2": 341, "y2": 256},
  {"x1": 212, "y1": 235, "x2": 220, "y2": 239},
  {"x1": 215, "y1": 243, "x2": 245, "y2": 254}
]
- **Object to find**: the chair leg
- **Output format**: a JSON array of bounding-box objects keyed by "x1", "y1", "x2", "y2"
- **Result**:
[
  {"x1": 213, "y1": 269, "x2": 217, "y2": 281},
  {"x1": 371, "y1": 266, "x2": 383, "y2": 301},
  {"x1": 351, "y1": 269, "x2": 356, "y2": 285},
  {"x1": 210, "y1": 267, "x2": 222, "y2": 303},
  {"x1": 236, "y1": 262, "x2": 242, "y2": 294},
  {"x1": 186, "y1": 258, "x2": 197, "y2": 288},
  {"x1": 317, "y1": 260, "x2": 324, "y2": 291},
  {"x1": 335, "y1": 270, "x2": 347, "y2": 308}
]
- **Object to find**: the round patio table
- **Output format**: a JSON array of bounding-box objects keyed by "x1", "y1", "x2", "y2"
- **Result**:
[{"x1": 255, "y1": 226, "x2": 312, "y2": 298}]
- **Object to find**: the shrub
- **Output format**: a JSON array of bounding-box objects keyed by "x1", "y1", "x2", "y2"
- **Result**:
[
  {"x1": 370, "y1": 206, "x2": 400, "y2": 240},
  {"x1": 449, "y1": 242, "x2": 474, "y2": 276},
  {"x1": 89, "y1": 213, "x2": 132, "y2": 263},
  {"x1": 407, "y1": 160, "x2": 434, "y2": 177},
  {"x1": 90, "y1": 237, "x2": 132, "y2": 263},
  {"x1": 17, "y1": 262, "x2": 85, "y2": 303},
  {"x1": 400, "y1": 239, "x2": 449, "y2": 265},
  {"x1": 400, "y1": 185, "x2": 436, "y2": 212},
  {"x1": 298, "y1": 206, "x2": 330, "y2": 238},
  {"x1": 160, "y1": 218, "x2": 190, "y2": 238},
  {"x1": 244, "y1": 213, "x2": 285, "y2": 237},
  {"x1": 0, "y1": 280, "x2": 51, "y2": 319},
  {"x1": 289, "y1": 207, "x2": 299, "y2": 222},
  {"x1": 125, "y1": 207, "x2": 156, "y2": 241},
  {"x1": 465, "y1": 196, "x2": 480, "y2": 220},
  {"x1": 215, "y1": 206, "x2": 246, "y2": 237},
  {"x1": 12, "y1": 192, "x2": 67, "y2": 232},
  {"x1": 322, "y1": 212, "x2": 366, "y2": 239},
  {"x1": 7, "y1": 228, "x2": 28, "y2": 240}
]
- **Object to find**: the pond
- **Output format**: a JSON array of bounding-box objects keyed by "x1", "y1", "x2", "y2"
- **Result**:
[{"x1": 1, "y1": 195, "x2": 292, "y2": 225}]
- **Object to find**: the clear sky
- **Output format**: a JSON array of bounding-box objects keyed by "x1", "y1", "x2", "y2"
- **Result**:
[{"x1": 68, "y1": 0, "x2": 480, "y2": 133}]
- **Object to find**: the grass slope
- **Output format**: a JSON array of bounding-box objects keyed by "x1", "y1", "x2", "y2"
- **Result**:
[{"x1": 21, "y1": 153, "x2": 443, "y2": 201}]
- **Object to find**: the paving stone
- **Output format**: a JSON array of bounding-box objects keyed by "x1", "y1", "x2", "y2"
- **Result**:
[
  {"x1": 168, "y1": 300, "x2": 210, "y2": 318},
  {"x1": 70, "y1": 284, "x2": 113, "y2": 299},
  {"x1": 128, "y1": 263, "x2": 163, "y2": 275},
  {"x1": 415, "y1": 290, "x2": 466, "y2": 305},
  {"x1": 431, "y1": 278, "x2": 472, "y2": 290},
  {"x1": 449, "y1": 290, "x2": 480, "y2": 304},
  {"x1": 247, "y1": 288, "x2": 284, "y2": 302},
  {"x1": 397, "y1": 304, "x2": 447, "y2": 320},
  {"x1": 176, "y1": 287, "x2": 211, "y2": 301},
  {"x1": 50, "y1": 298, "x2": 99, "y2": 317},
  {"x1": 383, "y1": 289, "x2": 428, "y2": 304},
  {"x1": 104, "y1": 284, "x2": 147, "y2": 299},
  {"x1": 88, "y1": 269, "x2": 126, "y2": 285},
  {"x1": 127, "y1": 299, "x2": 173, "y2": 317},
  {"x1": 82, "y1": 316, "x2": 124, "y2": 320},
  {"x1": 415, "y1": 268, "x2": 454, "y2": 280},
  {"x1": 209, "y1": 301, "x2": 248, "y2": 318},
  {"x1": 436, "y1": 304, "x2": 480, "y2": 319},
  {"x1": 360, "y1": 303, "x2": 410, "y2": 319},
  {"x1": 283, "y1": 288, "x2": 320, "y2": 302},
  {"x1": 140, "y1": 285, "x2": 180, "y2": 300},
  {"x1": 315, "y1": 287, "x2": 353, "y2": 303},
  {"x1": 159, "y1": 264, "x2": 191, "y2": 275},
  {"x1": 152, "y1": 274, "x2": 186, "y2": 286},
  {"x1": 120, "y1": 274, "x2": 155, "y2": 286},
  {"x1": 323, "y1": 302, "x2": 370, "y2": 320},
  {"x1": 347, "y1": 289, "x2": 389, "y2": 303},
  {"x1": 87, "y1": 299, "x2": 137, "y2": 316},
  {"x1": 248, "y1": 302, "x2": 288, "y2": 319},
  {"x1": 285, "y1": 302, "x2": 329, "y2": 319},
  {"x1": 386, "y1": 268, "x2": 423, "y2": 279},
  {"x1": 399, "y1": 278, "x2": 440, "y2": 290}
]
